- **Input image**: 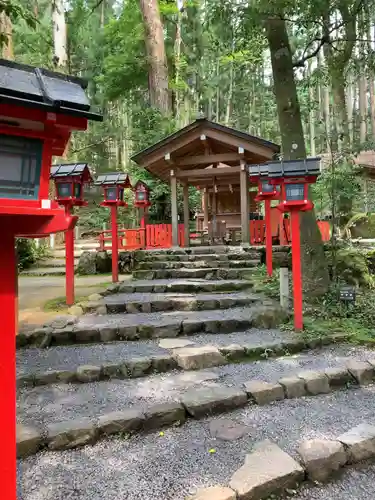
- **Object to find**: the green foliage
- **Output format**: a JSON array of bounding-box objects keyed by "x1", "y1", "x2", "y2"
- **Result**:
[
  {"x1": 328, "y1": 247, "x2": 374, "y2": 288},
  {"x1": 16, "y1": 239, "x2": 49, "y2": 271}
]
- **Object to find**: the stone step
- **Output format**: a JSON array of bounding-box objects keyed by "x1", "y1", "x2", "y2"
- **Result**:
[
  {"x1": 116, "y1": 278, "x2": 254, "y2": 294},
  {"x1": 88, "y1": 291, "x2": 263, "y2": 315},
  {"x1": 36, "y1": 258, "x2": 80, "y2": 268},
  {"x1": 135, "y1": 251, "x2": 261, "y2": 263},
  {"x1": 19, "y1": 304, "x2": 288, "y2": 348},
  {"x1": 17, "y1": 392, "x2": 375, "y2": 499},
  {"x1": 134, "y1": 259, "x2": 259, "y2": 270},
  {"x1": 16, "y1": 348, "x2": 375, "y2": 462},
  {"x1": 21, "y1": 267, "x2": 67, "y2": 277},
  {"x1": 53, "y1": 249, "x2": 86, "y2": 259},
  {"x1": 16, "y1": 333, "x2": 357, "y2": 389},
  {"x1": 132, "y1": 268, "x2": 256, "y2": 280}
]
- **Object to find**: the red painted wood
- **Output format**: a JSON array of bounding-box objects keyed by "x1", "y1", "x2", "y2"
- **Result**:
[
  {"x1": 111, "y1": 206, "x2": 119, "y2": 283},
  {"x1": 265, "y1": 199, "x2": 273, "y2": 276},
  {"x1": 0, "y1": 232, "x2": 16, "y2": 500},
  {"x1": 291, "y1": 211, "x2": 303, "y2": 331},
  {"x1": 65, "y1": 206, "x2": 75, "y2": 306},
  {"x1": 317, "y1": 221, "x2": 331, "y2": 241}
]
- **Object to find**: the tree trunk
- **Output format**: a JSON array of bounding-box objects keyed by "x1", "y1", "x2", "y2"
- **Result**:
[
  {"x1": 346, "y1": 71, "x2": 354, "y2": 147},
  {"x1": 359, "y1": 70, "x2": 367, "y2": 144},
  {"x1": 0, "y1": 10, "x2": 13, "y2": 59},
  {"x1": 264, "y1": 17, "x2": 329, "y2": 295},
  {"x1": 139, "y1": 0, "x2": 171, "y2": 114},
  {"x1": 52, "y1": 0, "x2": 67, "y2": 67},
  {"x1": 369, "y1": 37, "x2": 375, "y2": 141},
  {"x1": 307, "y1": 60, "x2": 316, "y2": 156}
]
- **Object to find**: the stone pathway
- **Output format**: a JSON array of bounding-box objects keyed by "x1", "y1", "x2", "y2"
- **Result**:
[{"x1": 17, "y1": 246, "x2": 375, "y2": 500}]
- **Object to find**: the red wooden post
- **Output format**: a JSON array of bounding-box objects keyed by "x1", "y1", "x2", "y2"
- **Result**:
[
  {"x1": 111, "y1": 205, "x2": 119, "y2": 283},
  {"x1": 290, "y1": 210, "x2": 303, "y2": 331},
  {"x1": 65, "y1": 206, "x2": 75, "y2": 306},
  {"x1": 1, "y1": 232, "x2": 16, "y2": 500},
  {"x1": 264, "y1": 199, "x2": 273, "y2": 276}
]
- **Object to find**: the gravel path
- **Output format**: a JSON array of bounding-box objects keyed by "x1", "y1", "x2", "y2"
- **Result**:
[
  {"x1": 17, "y1": 387, "x2": 375, "y2": 500},
  {"x1": 78, "y1": 305, "x2": 260, "y2": 327},
  {"x1": 17, "y1": 344, "x2": 375, "y2": 427},
  {"x1": 16, "y1": 328, "x2": 293, "y2": 375}
]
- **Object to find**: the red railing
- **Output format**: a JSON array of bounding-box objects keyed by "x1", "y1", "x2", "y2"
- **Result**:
[
  {"x1": 98, "y1": 220, "x2": 331, "y2": 251},
  {"x1": 99, "y1": 224, "x2": 185, "y2": 251}
]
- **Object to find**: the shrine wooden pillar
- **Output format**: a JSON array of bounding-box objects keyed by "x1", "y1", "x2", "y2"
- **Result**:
[
  {"x1": 183, "y1": 183, "x2": 190, "y2": 247},
  {"x1": 203, "y1": 189, "x2": 209, "y2": 230},
  {"x1": 240, "y1": 160, "x2": 250, "y2": 245},
  {"x1": 170, "y1": 169, "x2": 179, "y2": 247}
]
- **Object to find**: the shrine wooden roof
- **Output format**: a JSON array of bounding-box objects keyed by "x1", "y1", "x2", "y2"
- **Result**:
[
  {"x1": 0, "y1": 59, "x2": 102, "y2": 121},
  {"x1": 131, "y1": 118, "x2": 280, "y2": 187}
]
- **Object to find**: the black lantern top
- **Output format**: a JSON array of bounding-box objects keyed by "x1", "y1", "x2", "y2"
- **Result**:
[
  {"x1": 266, "y1": 158, "x2": 322, "y2": 179},
  {"x1": 94, "y1": 172, "x2": 131, "y2": 206},
  {"x1": 0, "y1": 59, "x2": 102, "y2": 122}
]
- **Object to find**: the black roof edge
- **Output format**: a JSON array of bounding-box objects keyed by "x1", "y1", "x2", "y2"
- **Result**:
[
  {"x1": 0, "y1": 58, "x2": 88, "y2": 89},
  {"x1": 131, "y1": 118, "x2": 280, "y2": 163}
]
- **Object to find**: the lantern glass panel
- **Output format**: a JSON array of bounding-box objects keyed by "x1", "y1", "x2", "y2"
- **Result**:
[
  {"x1": 0, "y1": 135, "x2": 43, "y2": 199},
  {"x1": 57, "y1": 182, "x2": 72, "y2": 198},
  {"x1": 106, "y1": 187, "x2": 117, "y2": 201},
  {"x1": 119, "y1": 188, "x2": 124, "y2": 201},
  {"x1": 261, "y1": 180, "x2": 274, "y2": 193},
  {"x1": 285, "y1": 183, "x2": 305, "y2": 201},
  {"x1": 137, "y1": 190, "x2": 146, "y2": 201},
  {"x1": 74, "y1": 182, "x2": 82, "y2": 199}
]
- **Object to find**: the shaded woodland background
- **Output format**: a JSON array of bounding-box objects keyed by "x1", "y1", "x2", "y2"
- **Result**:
[{"x1": 2, "y1": 0, "x2": 375, "y2": 230}]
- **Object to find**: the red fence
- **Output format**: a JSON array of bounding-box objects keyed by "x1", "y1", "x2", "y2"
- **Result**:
[
  {"x1": 99, "y1": 224, "x2": 185, "y2": 251},
  {"x1": 98, "y1": 220, "x2": 330, "y2": 251}
]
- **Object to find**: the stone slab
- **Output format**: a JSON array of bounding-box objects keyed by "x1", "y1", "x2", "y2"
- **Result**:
[
  {"x1": 47, "y1": 418, "x2": 98, "y2": 450},
  {"x1": 159, "y1": 338, "x2": 195, "y2": 349},
  {"x1": 230, "y1": 440, "x2": 304, "y2": 499},
  {"x1": 324, "y1": 367, "x2": 353, "y2": 388},
  {"x1": 188, "y1": 486, "x2": 236, "y2": 500},
  {"x1": 298, "y1": 370, "x2": 330, "y2": 395},
  {"x1": 244, "y1": 380, "x2": 284, "y2": 405},
  {"x1": 17, "y1": 423, "x2": 43, "y2": 458},
  {"x1": 182, "y1": 386, "x2": 248, "y2": 419},
  {"x1": 173, "y1": 345, "x2": 227, "y2": 370},
  {"x1": 143, "y1": 402, "x2": 186, "y2": 430},
  {"x1": 337, "y1": 423, "x2": 375, "y2": 463},
  {"x1": 278, "y1": 376, "x2": 306, "y2": 399},
  {"x1": 346, "y1": 361, "x2": 374, "y2": 385},
  {"x1": 97, "y1": 409, "x2": 144, "y2": 436},
  {"x1": 298, "y1": 438, "x2": 347, "y2": 482},
  {"x1": 209, "y1": 419, "x2": 250, "y2": 441}
]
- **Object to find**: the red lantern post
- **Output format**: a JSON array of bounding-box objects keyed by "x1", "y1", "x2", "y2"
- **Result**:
[
  {"x1": 249, "y1": 165, "x2": 281, "y2": 277},
  {"x1": 50, "y1": 164, "x2": 93, "y2": 305},
  {"x1": 268, "y1": 158, "x2": 321, "y2": 331},
  {"x1": 0, "y1": 60, "x2": 102, "y2": 499},
  {"x1": 94, "y1": 173, "x2": 132, "y2": 283}
]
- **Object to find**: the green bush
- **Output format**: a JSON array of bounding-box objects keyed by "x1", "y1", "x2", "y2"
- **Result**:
[
  {"x1": 328, "y1": 247, "x2": 374, "y2": 288},
  {"x1": 16, "y1": 239, "x2": 50, "y2": 271}
]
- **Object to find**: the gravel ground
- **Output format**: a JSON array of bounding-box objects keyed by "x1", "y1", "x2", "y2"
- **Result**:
[
  {"x1": 16, "y1": 328, "x2": 293, "y2": 375},
  {"x1": 102, "y1": 290, "x2": 260, "y2": 304},
  {"x1": 17, "y1": 344, "x2": 375, "y2": 427},
  {"x1": 78, "y1": 305, "x2": 260, "y2": 327},
  {"x1": 17, "y1": 387, "x2": 375, "y2": 500}
]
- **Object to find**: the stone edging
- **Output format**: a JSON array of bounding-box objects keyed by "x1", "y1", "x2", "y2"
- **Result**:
[
  {"x1": 17, "y1": 334, "x2": 348, "y2": 388},
  {"x1": 17, "y1": 357, "x2": 375, "y2": 458},
  {"x1": 188, "y1": 422, "x2": 375, "y2": 499}
]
